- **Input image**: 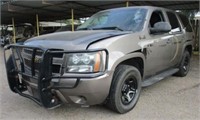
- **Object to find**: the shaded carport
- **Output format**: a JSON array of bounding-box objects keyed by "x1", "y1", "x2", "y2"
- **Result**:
[
  {"x1": 1, "y1": 0, "x2": 199, "y2": 24},
  {"x1": 1, "y1": 0, "x2": 199, "y2": 48}
]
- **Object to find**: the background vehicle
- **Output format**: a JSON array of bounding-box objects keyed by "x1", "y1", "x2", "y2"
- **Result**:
[
  {"x1": 0, "y1": 26, "x2": 12, "y2": 46},
  {"x1": 55, "y1": 25, "x2": 79, "y2": 32},
  {"x1": 4, "y1": 6, "x2": 193, "y2": 114},
  {"x1": 0, "y1": 23, "x2": 34, "y2": 45},
  {"x1": 0, "y1": 35, "x2": 12, "y2": 46}
]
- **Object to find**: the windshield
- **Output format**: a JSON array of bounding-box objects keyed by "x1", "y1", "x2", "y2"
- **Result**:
[{"x1": 77, "y1": 8, "x2": 147, "y2": 32}]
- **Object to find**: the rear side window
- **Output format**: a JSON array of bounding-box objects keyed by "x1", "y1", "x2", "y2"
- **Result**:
[
  {"x1": 166, "y1": 12, "x2": 181, "y2": 32},
  {"x1": 178, "y1": 14, "x2": 193, "y2": 32}
]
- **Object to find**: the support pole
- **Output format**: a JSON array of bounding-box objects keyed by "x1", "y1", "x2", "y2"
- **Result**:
[
  {"x1": 36, "y1": 14, "x2": 39, "y2": 36},
  {"x1": 126, "y1": 1, "x2": 129, "y2": 7},
  {"x1": 12, "y1": 17, "x2": 16, "y2": 43},
  {"x1": 71, "y1": 8, "x2": 74, "y2": 32}
]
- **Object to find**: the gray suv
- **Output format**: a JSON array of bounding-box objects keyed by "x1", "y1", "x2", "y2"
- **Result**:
[{"x1": 4, "y1": 6, "x2": 193, "y2": 113}]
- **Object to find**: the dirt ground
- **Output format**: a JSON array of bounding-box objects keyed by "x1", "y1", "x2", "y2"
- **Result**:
[{"x1": 0, "y1": 47, "x2": 199, "y2": 120}]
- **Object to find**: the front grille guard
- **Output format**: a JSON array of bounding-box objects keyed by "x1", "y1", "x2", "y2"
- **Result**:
[{"x1": 4, "y1": 44, "x2": 108, "y2": 108}]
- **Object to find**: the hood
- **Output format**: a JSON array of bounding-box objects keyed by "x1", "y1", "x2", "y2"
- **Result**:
[{"x1": 24, "y1": 30, "x2": 130, "y2": 50}]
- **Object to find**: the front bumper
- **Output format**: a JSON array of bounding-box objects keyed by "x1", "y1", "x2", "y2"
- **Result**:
[
  {"x1": 4, "y1": 44, "x2": 110, "y2": 108},
  {"x1": 55, "y1": 72, "x2": 113, "y2": 105}
]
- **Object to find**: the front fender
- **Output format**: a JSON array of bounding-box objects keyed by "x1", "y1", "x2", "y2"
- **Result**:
[{"x1": 108, "y1": 51, "x2": 146, "y2": 72}]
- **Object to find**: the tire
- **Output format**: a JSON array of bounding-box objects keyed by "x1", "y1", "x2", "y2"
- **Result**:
[
  {"x1": 6, "y1": 56, "x2": 18, "y2": 92},
  {"x1": 6, "y1": 56, "x2": 27, "y2": 92},
  {"x1": 106, "y1": 65, "x2": 142, "y2": 114},
  {"x1": 175, "y1": 50, "x2": 191, "y2": 77}
]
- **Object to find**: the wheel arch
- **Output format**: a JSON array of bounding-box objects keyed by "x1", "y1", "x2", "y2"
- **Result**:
[
  {"x1": 185, "y1": 44, "x2": 192, "y2": 56},
  {"x1": 118, "y1": 57, "x2": 144, "y2": 77},
  {"x1": 110, "y1": 52, "x2": 145, "y2": 78},
  {"x1": 176, "y1": 42, "x2": 193, "y2": 67}
]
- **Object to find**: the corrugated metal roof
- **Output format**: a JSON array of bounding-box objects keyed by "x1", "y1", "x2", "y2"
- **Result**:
[{"x1": 1, "y1": 0, "x2": 199, "y2": 25}]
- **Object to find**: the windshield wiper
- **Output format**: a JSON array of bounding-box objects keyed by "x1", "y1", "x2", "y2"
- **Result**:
[
  {"x1": 92, "y1": 26, "x2": 124, "y2": 31},
  {"x1": 77, "y1": 26, "x2": 124, "y2": 31},
  {"x1": 76, "y1": 27, "x2": 93, "y2": 30}
]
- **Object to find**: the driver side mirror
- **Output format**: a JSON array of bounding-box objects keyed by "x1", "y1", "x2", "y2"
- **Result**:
[{"x1": 150, "y1": 22, "x2": 171, "y2": 34}]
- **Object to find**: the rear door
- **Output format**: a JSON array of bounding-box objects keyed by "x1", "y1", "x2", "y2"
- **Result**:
[
  {"x1": 165, "y1": 11, "x2": 184, "y2": 66},
  {"x1": 176, "y1": 13, "x2": 194, "y2": 62}
]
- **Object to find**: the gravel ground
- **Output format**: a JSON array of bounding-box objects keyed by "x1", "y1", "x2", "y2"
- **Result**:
[{"x1": 0, "y1": 47, "x2": 199, "y2": 120}]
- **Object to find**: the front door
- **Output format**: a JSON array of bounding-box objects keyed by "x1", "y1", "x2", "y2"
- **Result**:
[{"x1": 144, "y1": 10, "x2": 174, "y2": 77}]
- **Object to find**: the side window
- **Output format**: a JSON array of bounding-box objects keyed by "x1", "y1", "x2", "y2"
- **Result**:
[
  {"x1": 178, "y1": 14, "x2": 193, "y2": 32},
  {"x1": 166, "y1": 12, "x2": 181, "y2": 32},
  {"x1": 149, "y1": 11, "x2": 165, "y2": 28}
]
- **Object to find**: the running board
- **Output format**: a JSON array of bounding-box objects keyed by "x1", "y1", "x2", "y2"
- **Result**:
[{"x1": 142, "y1": 68, "x2": 179, "y2": 87}]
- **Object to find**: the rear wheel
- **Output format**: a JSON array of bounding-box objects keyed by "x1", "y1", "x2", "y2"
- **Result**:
[
  {"x1": 106, "y1": 65, "x2": 141, "y2": 114},
  {"x1": 175, "y1": 50, "x2": 191, "y2": 77}
]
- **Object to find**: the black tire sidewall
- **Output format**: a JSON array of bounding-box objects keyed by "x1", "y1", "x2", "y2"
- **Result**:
[
  {"x1": 111, "y1": 65, "x2": 142, "y2": 113},
  {"x1": 179, "y1": 51, "x2": 191, "y2": 76},
  {"x1": 6, "y1": 56, "x2": 18, "y2": 92}
]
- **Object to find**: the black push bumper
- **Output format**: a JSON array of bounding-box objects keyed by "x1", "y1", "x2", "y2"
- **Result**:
[{"x1": 4, "y1": 44, "x2": 108, "y2": 108}]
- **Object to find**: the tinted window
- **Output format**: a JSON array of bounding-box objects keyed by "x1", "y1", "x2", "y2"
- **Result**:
[
  {"x1": 149, "y1": 11, "x2": 165, "y2": 27},
  {"x1": 166, "y1": 12, "x2": 181, "y2": 32},
  {"x1": 178, "y1": 14, "x2": 193, "y2": 32}
]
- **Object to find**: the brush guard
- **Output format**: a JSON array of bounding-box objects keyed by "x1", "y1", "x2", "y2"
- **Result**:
[{"x1": 4, "y1": 44, "x2": 108, "y2": 108}]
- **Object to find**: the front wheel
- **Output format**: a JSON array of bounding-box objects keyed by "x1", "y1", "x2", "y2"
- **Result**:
[{"x1": 106, "y1": 65, "x2": 142, "y2": 114}]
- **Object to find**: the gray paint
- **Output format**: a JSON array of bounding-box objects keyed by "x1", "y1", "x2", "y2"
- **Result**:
[
  {"x1": 24, "y1": 30, "x2": 130, "y2": 50},
  {"x1": 6, "y1": 6, "x2": 194, "y2": 106}
]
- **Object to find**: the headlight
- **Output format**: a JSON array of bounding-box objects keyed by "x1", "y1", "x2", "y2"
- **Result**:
[{"x1": 65, "y1": 51, "x2": 106, "y2": 73}]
